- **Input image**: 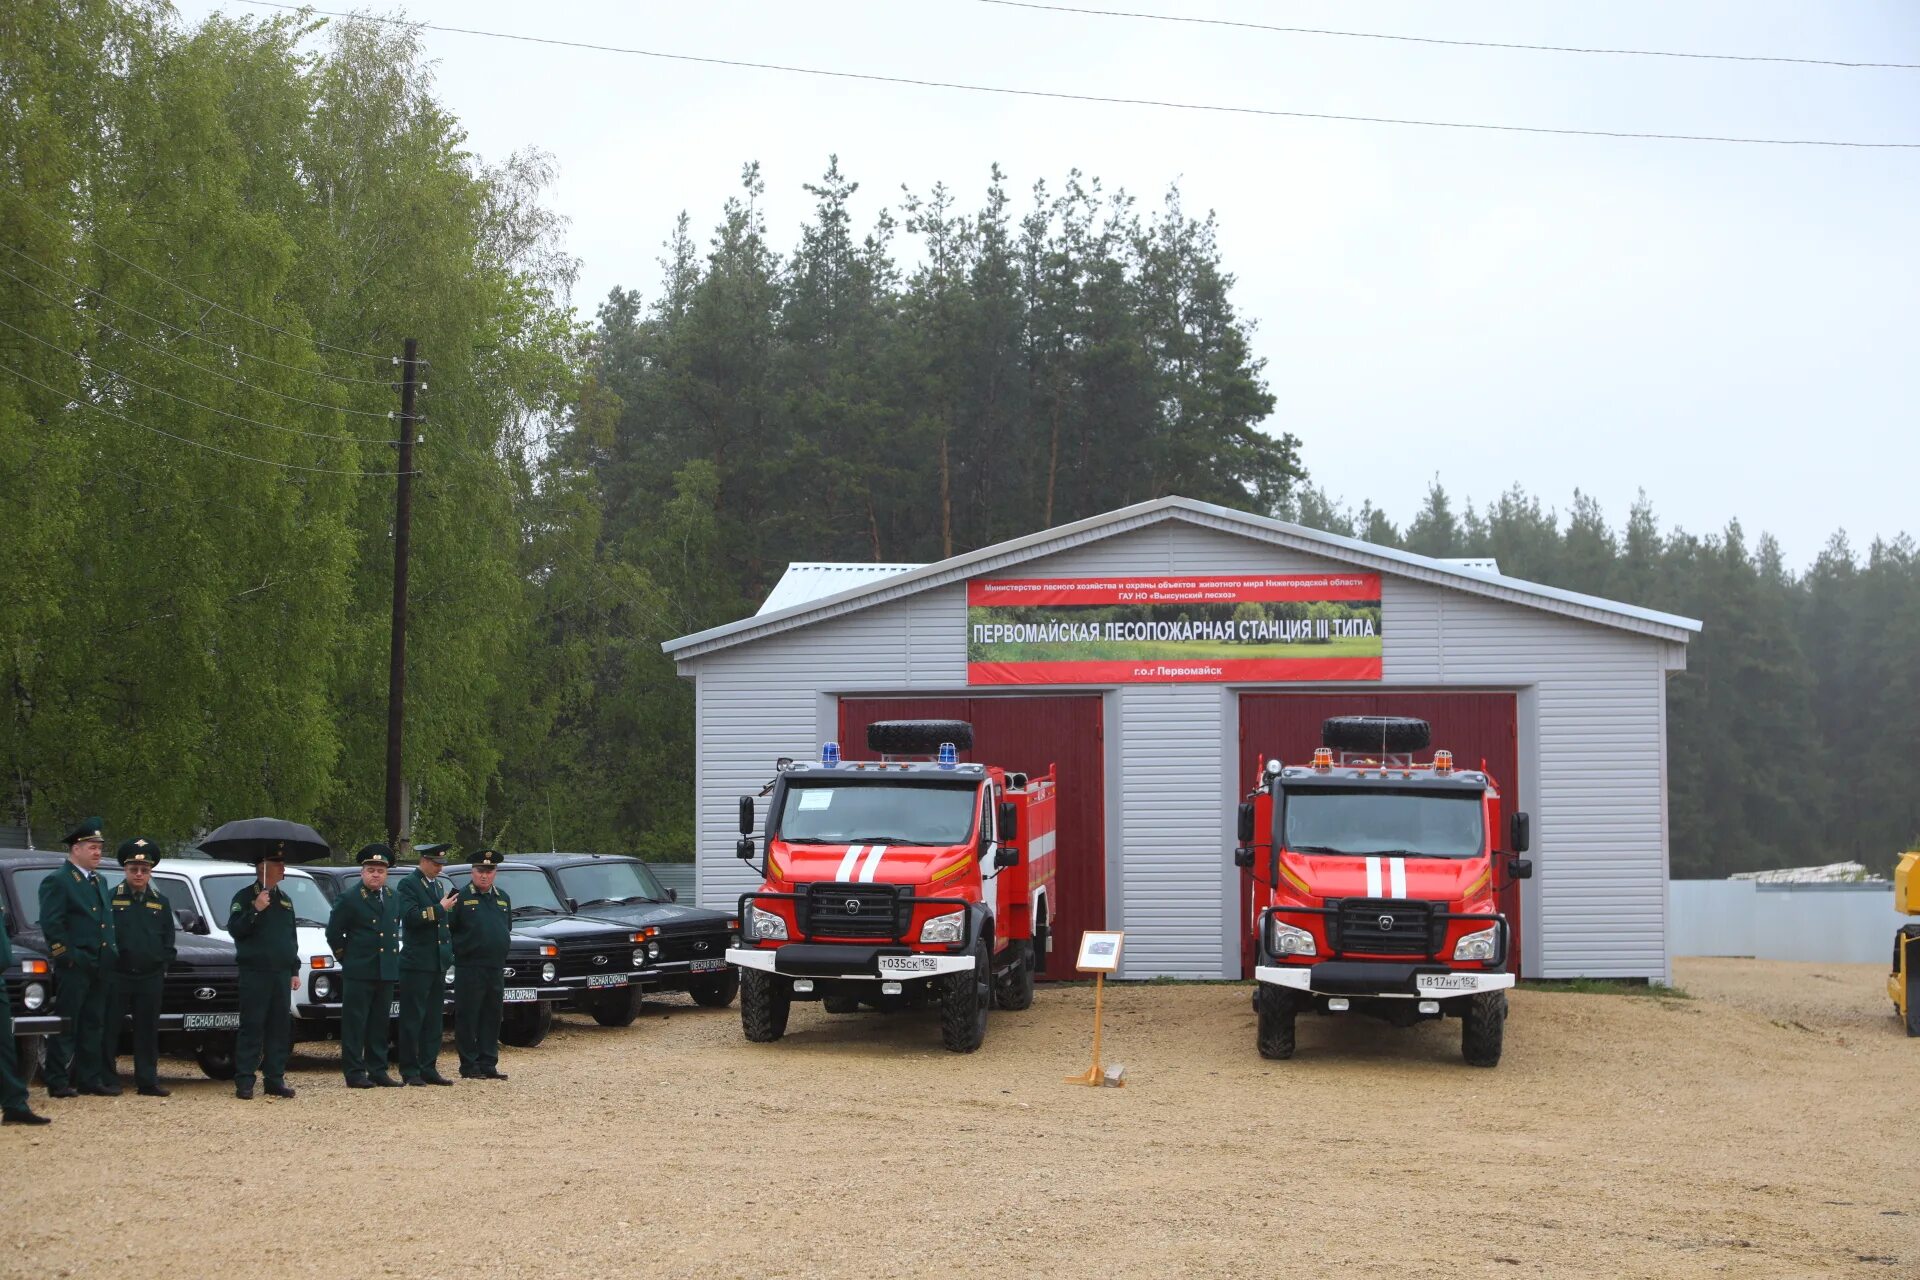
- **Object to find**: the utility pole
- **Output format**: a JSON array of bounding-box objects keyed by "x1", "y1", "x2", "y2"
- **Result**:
[{"x1": 386, "y1": 337, "x2": 420, "y2": 851}]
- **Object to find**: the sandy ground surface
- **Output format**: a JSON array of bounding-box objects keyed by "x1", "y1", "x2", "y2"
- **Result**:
[{"x1": 1, "y1": 958, "x2": 1913, "y2": 1279}]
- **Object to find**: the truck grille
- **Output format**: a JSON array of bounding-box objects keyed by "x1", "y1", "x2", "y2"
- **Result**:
[
  {"x1": 162, "y1": 969, "x2": 242, "y2": 1012},
  {"x1": 1330, "y1": 898, "x2": 1440, "y2": 957},
  {"x1": 798, "y1": 882, "x2": 908, "y2": 941}
]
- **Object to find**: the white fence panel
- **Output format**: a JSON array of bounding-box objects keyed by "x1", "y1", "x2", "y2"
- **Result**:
[{"x1": 1668, "y1": 880, "x2": 1904, "y2": 964}]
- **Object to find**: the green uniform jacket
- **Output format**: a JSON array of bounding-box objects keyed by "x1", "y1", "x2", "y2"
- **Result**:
[
  {"x1": 326, "y1": 883, "x2": 401, "y2": 981},
  {"x1": 1, "y1": 901, "x2": 13, "y2": 968},
  {"x1": 38, "y1": 862, "x2": 116, "y2": 969},
  {"x1": 449, "y1": 885, "x2": 513, "y2": 966},
  {"x1": 110, "y1": 884, "x2": 177, "y2": 976},
  {"x1": 394, "y1": 870, "x2": 453, "y2": 973},
  {"x1": 228, "y1": 881, "x2": 300, "y2": 975}
]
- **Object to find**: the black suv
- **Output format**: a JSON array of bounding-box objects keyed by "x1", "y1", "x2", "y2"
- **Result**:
[
  {"x1": 442, "y1": 859, "x2": 659, "y2": 1028},
  {"x1": 1, "y1": 850, "x2": 244, "y2": 1080},
  {"x1": 488, "y1": 854, "x2": 739, "y2": 1008}
]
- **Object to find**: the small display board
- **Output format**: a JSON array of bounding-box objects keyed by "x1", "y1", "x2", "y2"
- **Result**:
[{"x1": 1075, "y1": 929, "x2": 1125, "y2": 973}]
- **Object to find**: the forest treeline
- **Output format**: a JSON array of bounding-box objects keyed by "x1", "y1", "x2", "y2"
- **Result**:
[{"x1": 3, "y1": 4, "x2": 1912, "y2": 876}]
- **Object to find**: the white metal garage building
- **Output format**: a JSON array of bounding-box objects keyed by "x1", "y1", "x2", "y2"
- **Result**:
[{"x1": 664, "y1": 496, "x2": 1701, "y2": 981}]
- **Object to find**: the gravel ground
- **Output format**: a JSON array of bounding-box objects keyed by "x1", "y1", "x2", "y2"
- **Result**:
[{"x1": 1, "y1": 958, "x2": 1913, "y2": 1279}]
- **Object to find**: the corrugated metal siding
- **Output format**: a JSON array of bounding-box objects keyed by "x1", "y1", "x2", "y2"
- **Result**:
[{"x1": 685, "y1": 516, "x2": 1676, "y2": 980}]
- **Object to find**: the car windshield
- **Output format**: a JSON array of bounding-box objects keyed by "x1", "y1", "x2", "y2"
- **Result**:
[
  {"x1": 554, "y1": 860, "x2": 668, "y2": 907},
  {"x1": 1283, "y1": 787, "x2": 1485, "y2": 859},
  {"x1": 204, "y1": 873, "x2": 332, "y2": 927},
  {"x1": 10, "y1": 865, "x2": 125, "y2": 927},
  {"x1": 480, "y1": 868, "x2": 566, "y2": 914},
  {"x1": 775, "y1": 781, "x2": 981, "y2": 846}
]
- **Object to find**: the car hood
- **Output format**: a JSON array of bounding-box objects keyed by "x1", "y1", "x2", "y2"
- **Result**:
[
  {"x1": 173, "y1": 933, "x2": 239, "y2": 966},
  {"x1": 507, "y1": 913, "x2": 637, "y2": 943},
  {"x1": 573, "y1": 902, "x2": 731, "y2": 932}
]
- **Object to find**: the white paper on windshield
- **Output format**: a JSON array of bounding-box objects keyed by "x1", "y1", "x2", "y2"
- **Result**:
[{"x1": 797, "y1": 791, "x2": 834, "y2": 811}]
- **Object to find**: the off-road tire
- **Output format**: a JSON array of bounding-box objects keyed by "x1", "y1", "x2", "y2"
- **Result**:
[
  {"x1": 589, "y1": 987, "x2": 642, "y2": 1028},
  {"x1": 194, "y1": 1035, "x2": 237, "y2": 1080},
  {"x1": 822, "y1": 995, "x2": 863, "y2": 1014},
  {"x1": 1461, "y1": 990, "x2": 1507, "y2": 1067},
  {"x1": 740, "y1": 969, "x2": 790, "y2": 1042},
  {"x1": 992, "y1": 939, "x2": 1036, "y2": 1011},
  {"x1": 500, "y1": 1001, "x2": 553, "y2": 1048},
  {"x1": 940, "y1": 941, "x2": 991, "y2": 1053},
  {"x1": 866, "y1": 719, "x2": 974, "y2": 755},
  {"x1": 1322, "y1": 715, "x2": 1431, "y2": 754},
  {"x1": 1255, "y1": 984, "x2": 1298, "y2": 1060},
  {"x1": 688, "y1": 968, "x2": 740, "y2": 1008}
]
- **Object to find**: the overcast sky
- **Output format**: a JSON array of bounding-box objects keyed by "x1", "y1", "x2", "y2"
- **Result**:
[{"x1": 184, "y1": 0, "x2": 1920, "y2": 565}]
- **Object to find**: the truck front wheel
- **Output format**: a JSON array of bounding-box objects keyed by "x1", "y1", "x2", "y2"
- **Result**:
[
  {"x1": 688, "y1": 968, "x2": 740, "y2": 1009},
  {"x1": 941, "y1": 941, "x2": 990, "y2": 1053},
  {"x1": 993, "y1": 939, "x2": 1036, "y2": 1012},
  {"x1": 1461, "y1": 990, "x2": 1507, "y2": 1067},
  {"x1": 1255, "y1": 985, "x2": 1298, "y2": 1059},
  {"x1": 740, "y1": 969, "x2": 790, "y2": 1042}
]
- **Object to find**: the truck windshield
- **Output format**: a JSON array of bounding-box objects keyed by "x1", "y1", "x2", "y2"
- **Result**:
[
  {"x1": 776, "y1": 782, "x2": 980, "y2": 846},
  {"x1": 1283, "y1": 787, "x2": 1485, "y2": 859}
]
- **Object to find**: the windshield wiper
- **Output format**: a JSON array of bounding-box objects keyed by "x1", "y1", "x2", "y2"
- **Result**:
[
  {"x1": 296, "y1": 917, "x2": 328, "y2": 928},
  {"x1": 779, "y1": 837, "x2": 834, "y2": 845},
  {"x1": 512, "y1": 905, "x2": 563, "y2": 917},
  {"x1": 574, "y1": 897, "x2": 624, "y2": 909},
  {"x1": 1288, "y1": 844, "x2": 1350, "y2": 855},
  {"x1": 619, "y1": 894, "x2": 660, "y2": 904}
]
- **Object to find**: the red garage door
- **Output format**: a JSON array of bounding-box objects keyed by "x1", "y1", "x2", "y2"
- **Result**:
[
  {"x1": 1236, "y1": 692, "x2": 1522, "y2": 978},
  {"x1": 839, "y1": 696, "x2": 1104, "y2": 981}
]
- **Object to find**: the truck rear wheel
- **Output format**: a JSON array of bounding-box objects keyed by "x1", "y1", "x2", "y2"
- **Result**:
[
  {"x1": 1461, "y1": 990, "x2": 1507, "y2": 1067},
  {"x1": 740, "y1": 969, "x2": 790, "y2": 1042},
  {"x1": 941, "y1": 941, "x2": 990, "y2": 1053},
  {"x1": 1255, "y1": 985, "x2": 1298, "y2": 1059},
  {"x1": 993, "y1": 940, "x2": 1036, "y2": 1012},
  {"x1": 501, "y1": 1001, "x2": 553, "y2": 1048},
  {"x1": 590, "y1": 987, "x2": 643, "y2": 1028},
  {"x1": 688, "y1": 968, "x2": 740, "y2": 1008}
]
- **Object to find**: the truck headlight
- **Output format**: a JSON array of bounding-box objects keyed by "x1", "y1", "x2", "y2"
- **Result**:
[
  {"x1": 749, "y1": 906, "x2": 788, "y2": 941},
  {"x1": 919, "y1": 910, "x2": 965, "y2": 944},
  {"x1": 1453, "y1": 926, "x2": 1500, "y2": 962},
  {"x1": 1269, "y1": 920, "x2": 1317, "y2": 957},
  {"x1": 23, "y1": 982, "x2": 47, "y2": 1011},
  {"x1": 541, "y1": 961, "x2": 558, "y2": 983}
]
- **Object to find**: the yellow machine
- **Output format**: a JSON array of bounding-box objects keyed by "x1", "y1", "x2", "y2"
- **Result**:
[{"x1": 1892, "y1": 851, "x2": 1919, "y2": 1037}]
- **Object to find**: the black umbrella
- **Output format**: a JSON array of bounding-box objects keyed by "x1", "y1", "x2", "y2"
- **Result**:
[{"x1": 199, "y1": 817, "x2": 331, "y2": 864}]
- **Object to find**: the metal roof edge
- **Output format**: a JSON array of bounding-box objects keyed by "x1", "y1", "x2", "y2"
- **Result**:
[{"x1": 664, "y1": 495, "x2": 1701, "y2": 660}]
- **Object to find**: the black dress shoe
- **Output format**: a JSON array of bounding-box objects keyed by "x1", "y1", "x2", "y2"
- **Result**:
[
  {"x1": 82, "y1": 1082, "x2": 122, "y2": 1097},
  {"x1": 264, "y1": 1082, "x2": 296, "y2": 1099},
  {"x1": 47, "y1": 1084, "x2": 78, "y2": 1099},
  {"x1": 481, "y1": 1069, "x2": 509, "y2": 1080},
  {"x1": 345, "y1": 1075, "x2": 374, "y2": 1090},
  {"x1": 137, "y1": 1084, "x2": 171, "y2": 1098},
  {"x1": 235, "y1": 1082, "x2": 255, "y2": 1100},
  {"x1": 368, "y1": 1074, "x2": 403, "y2": 1088},
  {"x1": 421, "y1": 1072, "x2": 455, "y2": 1086},
  {"x1": 2, "y1": 1108, "x2": 51, "y2": 1125}
]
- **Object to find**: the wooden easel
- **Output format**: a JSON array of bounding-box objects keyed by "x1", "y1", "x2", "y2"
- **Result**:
[{"x1": 1064, "y1": 930, "x2": 1125, "y2": 1087}]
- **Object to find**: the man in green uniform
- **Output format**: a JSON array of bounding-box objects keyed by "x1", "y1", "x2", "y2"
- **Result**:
[
  {"x1": 228, "y1": 856, "x2": 300, "y2": 1100},
  {"x1": 393, "y1": 842, "x2": 457, "y2": 1086},
  {"x1": 0, "y1": 895, "x2": 51, "y2": 1124},
  {"x1": 39, "y1": 817, "x2": 119, "y2": 1098},
  {"x1": 326, "y1": 843, "x2": 404, "y2": 1089},
  {"x1": 450, "y1": 848, "x2": 513, "y2": 1080},
  {"x1": 108, "y1": 837, "x2": 177, "y2": 1097}
]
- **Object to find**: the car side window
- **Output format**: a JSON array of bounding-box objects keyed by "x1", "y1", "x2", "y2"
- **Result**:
[{"x1": 153, "y1": 876, "x2": 196, "y2": 924}]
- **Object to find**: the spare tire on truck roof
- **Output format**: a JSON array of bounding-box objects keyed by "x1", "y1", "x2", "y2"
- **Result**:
[
  {"x1": 1322, "y1": 715, "x2": 1431, "y2": 754},
  {"x1": 866, "y1": 719, "x2": 975, "y2": 754}
]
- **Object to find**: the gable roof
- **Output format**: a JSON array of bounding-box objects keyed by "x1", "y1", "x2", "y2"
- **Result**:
[
  {"x1": 664, "y1": 495, "x2": 1701, "y2": 659},
  {"x1": 756, "y1": 562, "x2": 924, "y2": 616}
]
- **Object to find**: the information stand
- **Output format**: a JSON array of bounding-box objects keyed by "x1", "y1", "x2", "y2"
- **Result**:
[{"x1": 1063, "y1": 930, "x2": 1126, "y2": 1087}]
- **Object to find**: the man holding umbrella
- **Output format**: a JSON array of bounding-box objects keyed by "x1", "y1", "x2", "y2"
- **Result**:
[
  {"x1": 228, "y1": 852, "x2": 302, "y2": 1099},
  {"x1": 39, "y1": 817, "x2": 119, "y2": 1098},
  {"x1": 108, "y1": 837, "x2": 176, "y2": 1097},
  {"x1": 326, "y1": 844, "x2": 403, "y2": 1089},
  {"x1": 394, "y1": 842, "x2": 458, "y2": 1086}
]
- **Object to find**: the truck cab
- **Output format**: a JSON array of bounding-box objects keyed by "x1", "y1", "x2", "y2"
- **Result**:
[
  {"x1": 727, "y1": 719, "x2": 1055, "y2": 1054},
  {"x1": 1235, "y1": 715, "x2": 1531, "y2": 1067}
]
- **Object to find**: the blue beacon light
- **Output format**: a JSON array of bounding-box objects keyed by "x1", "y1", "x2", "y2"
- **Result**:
[
  {"x1": 937, "y1": 741, "x2": 958, "y2": 768},
  {"x1": 821, "y1": 741, "x2": 840, "y2": 767}
]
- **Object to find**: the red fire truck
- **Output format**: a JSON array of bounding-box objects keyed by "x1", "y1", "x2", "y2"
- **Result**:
[
  {"x1": 726, "y1": 719, "x2": 1057, "y2": 1053},
  {"x1": 1234, "y1": 715, "x2": 1532, "y2": 1067}
]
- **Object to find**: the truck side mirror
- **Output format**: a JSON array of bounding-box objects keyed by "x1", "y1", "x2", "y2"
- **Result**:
[
  {"x1": 1510, "y1": 811, "x2": 1531, "y2": 854},
  {"x1": 1237, "y1": 802, "x2": 1255, "y2": 844},
  {"x1": 1232, "y1": 847, "x2": 1254, "y2": 869},
  {"x1": 738, "y1": 796, "x2": 755, "y2": 835},
  {"x1": 1508, "y1": 858, "x2": 1533, "y2": 881},
  {"x1": 995, "y1": 845, "x2": 1019, "y2": 869},
  {"x1": 735, "y1": 837, "x2": 755, "y2": 862},
  {"x1": 998, "y1": 799, "x2": 1018, "y2": 837}
]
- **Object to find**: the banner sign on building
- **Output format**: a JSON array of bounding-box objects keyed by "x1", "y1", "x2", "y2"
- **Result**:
[{"x1": 966, "y1": 573, "x2": 1384, "y2": 686}]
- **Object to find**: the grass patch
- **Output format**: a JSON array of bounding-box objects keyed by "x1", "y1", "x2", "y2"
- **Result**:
[{"x1": 1521, "y1": 977, "x2": 1690, "y2": 999}]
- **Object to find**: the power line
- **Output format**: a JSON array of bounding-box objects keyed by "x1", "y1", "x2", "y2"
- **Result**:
[
  {"x1": 229, "y1": 1, "x2": 1920, "y2": 149},
  {"x1": 0, "y1": 361, "x2": 417, "y2": 477},
  {"x1": 0, "y1": 317, "x2": 396, "y2": 445},
  {"x1": 0, "y1": 247, "x2": 396, "y2": 391},
  {"x1": 972, "y1": 0, "x2": 1920, "y2": 71},
  {"x1": 13, "y1": 199, "x2": 393, "y2": 363}
]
